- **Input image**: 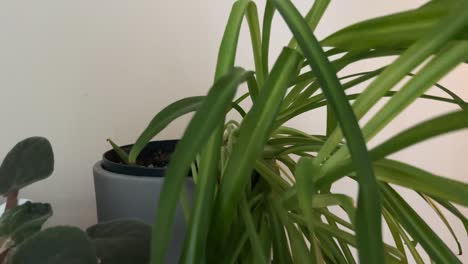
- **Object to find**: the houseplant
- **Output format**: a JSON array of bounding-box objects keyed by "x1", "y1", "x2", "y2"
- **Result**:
[
  {"x1": 111, "y1": 0, "x2": 467, "y2": 263},
  {"x1": 93, "y1": 139, "x2": 194, "y2": 263},
  {"x1": 0, "y1": 137, "x2": 151, "y2": 264}
]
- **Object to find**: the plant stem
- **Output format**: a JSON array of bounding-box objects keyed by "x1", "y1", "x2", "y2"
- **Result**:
[
  {"x1": 5, "y1": 189, "x2": 19, "y2": 211},
  {"x1": 0, "y1": 249, "x2": 9, "y2": 264}
]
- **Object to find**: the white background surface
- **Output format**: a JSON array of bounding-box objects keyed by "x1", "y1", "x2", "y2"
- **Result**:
[{"x1": 0, "y1": 0, "x2": 466, "y2": 262}]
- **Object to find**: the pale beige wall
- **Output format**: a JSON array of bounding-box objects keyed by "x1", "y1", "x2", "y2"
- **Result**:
[{"x1": 0, "y1": 0, "x2": 466, "y2": 262}]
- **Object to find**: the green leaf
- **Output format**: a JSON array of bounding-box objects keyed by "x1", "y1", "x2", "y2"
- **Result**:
[
  {"x1": 86, "y1": 219, "x2": 151, "y2": 264},
  {"x1": 224, "y1": 233, "x2": 248, "y2": 264},
  {"x1": 272, "y1": 200, "x2": 308, "y2": 263},
  {"x1": 128, "y1": 96, "x2": 204, "y2": 164},
  {"x1": 246, "y1": 75, "x2": 259, "y2": 102},
  {"x1": 327, "y1": 41, "x2": 468, "y2": 163},
  {"x1": 314, "y1": 232, "x2": 347, "y2": 264},
  {"x1": 279, "y1": 90, "x2": 465, "y2": 126},
  {"x1": 407, "y1": 72, "x2": 468, "y2": 110},
  {"x1": 150, "y1": 68, "x2": 252, "y2": 264},
  {"x1": 269, "y1": 203, "x2": 293, "y2": 264},
  {"x1": 317, "y1": 2, "x2": 468, "y2": 164},
  {"x1": 268, "y1": 135, "x2": 324, "y2": 147},
  {"x1": 321, "y1": 110, "x2": 468, "y2": 188},
  {"x1": 214, "y1": 0, "x2": 250, "y2": 79},
  {"x1": 0, "y1": 202, "x2": 51, "y2": 251},
  {"x1": 322, "y1": 2, "x2": 456, "y2": 50},
  {"x1": 106, "y1": 139, "x2": 129, "y2": 165},
  {"x1": 282, "y1": 192, "x2": 356, "y2": 233},
  {"x1": 295, "y1": 157, "x2": 318, "y2": 263},
  {"x1": 372, "y1": 110, "x2": 468, "y2": 161},
  {"x1": 239, "y1": 197, "x2": 268, "y2": 264},
  {"x1": 0, "y1": 137, "x2": 54, "y2": 195},
  {"x1": 284, "y1": 220, "x2": 311, "y2": 264},
  {"x1": 261, "y1": 1, "x2": 275, "y2": 76},
  {"x1": 288, "y1": 215, "x2": 404, "y2": 262},
  {"x1": 288, "y1": 0, "x2": 331, "y2": 48},
  {"x1": 321, "y1": 213, "x2": 356, "y2": 264},
  {"x1": 11, "y1": 226, "x2": 97, "y2": 264},
  {"x1": 183, "y1": 2, "x2": 254, "y2": 262},
  {"x1": 254, "y1": 160, "x2": 290, "y2": 192},
  {"x1": 381, "y1": 184, "x2": 461, "y2": 264},
  {"x1": 320, "y1": 157, "x2": 468, "y2": 208},
  {"x1": 421, "y1": 194, "x2": 462, "y2": 255},
  {"x1": 383, "y1": 209, "x2": 416, "y2": 264},
  {"x1": 304, "y1": 0, "x2": 330, "y2": 33},
  {"x1": 257, "y1": 214, "x2": 271, "y2": 261},
  {"x1": 212, "y1": 47, "x2": 301, "y2": 239},
  {"x1": 278, "y1": 68, "x2": 384, "y2": 123},
  {"x1": 375, "y1": 159, "x2": 468, "y2": 207},
  {"x1": 431, "y1": 198, "x2": 468, "y2": 235},
  {"x1": 431, "y1": 81, "x2": 468, "y2": 110},
  {"x1": 246, "y1": 2, "x2": 264, "y2": 87},
  {"x1": 272, "y1": 1, "x2": 384, "y2": 263}
]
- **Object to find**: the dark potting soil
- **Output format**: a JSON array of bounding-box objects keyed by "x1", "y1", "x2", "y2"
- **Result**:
[
  {"x1": 134, "y1": 149, "x2": 171, "y2": 168},
  {"x1": 104, "y1": 140, "x2": 178, "y2": 170}
]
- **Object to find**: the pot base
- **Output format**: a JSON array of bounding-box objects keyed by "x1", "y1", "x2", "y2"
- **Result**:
[{"x1": 93, "y1": 161, "x2": 194, "y2": 263}]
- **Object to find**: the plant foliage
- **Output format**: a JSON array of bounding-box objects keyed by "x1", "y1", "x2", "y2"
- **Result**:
[
  {"x1": 110, "y1": 0, "x2": 468, "y2": 263},
  {"x1": 0, "y1": 138, "x2": 151, "y2": 264}
]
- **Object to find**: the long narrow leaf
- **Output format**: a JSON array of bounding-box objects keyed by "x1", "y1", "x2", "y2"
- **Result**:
[
  {"x1": 212, "y1": 47, "x2": 301, "y2": 239},
  {"x1": 246, "y1": 2, "x2": 264, "y2": 87},
  {"x1": 375, "y1": 159, "x2": 468, "y2": 206},
  {"x1": 279, "y1": 90, "x2": 464, "y2": 126},
  {"x1": 240, "y1": 197, "x2": 268, "y2": 264},
  {"x1": 150, "y1": 68, "x2": 251, "y2": 264},
  {"x1": 269, "y1": 204, "x2": 294, "y2": 264},
  {"x1": 272, "y1": 1, "x2": 384, "y2": 263},
  {"x1": 326, "y1": 41, "x2": 468, "y2": 164},
  {"x1": 381, "y1": 184, "x2": 461, "y2": 264},
  {"x1": 288, "y1": 0, "x2": 331, "y2": 48},
  {"x1": 214, "y1": 0, "x2": 250, "y2": 78},
  {"x1": 322, "y1": 2, "x2": 454, "y2": 50},
  {"x1": 372, "y1": 110, "x2": 468, "y2": 160},
  {"x1": 106, "y1": 139, "x2": 129, "y2": 164},
  {"x1": 180, "y1": 131, "x2": 222, "y2": 263},
  {"x1": 320, "y1": 110, "x2": 468, "y2": 187},
  {"x1": 383, "y1": 209, "x2": 417, "y2": 264},
  {"x1": 295, "y1": 157, "x2": 319, "y2": 263},
  {"x1": 197, "y1": 1, "x2": 252, "y2": 262},
  {"x1": 128, "y1": 96, "x2": 204, "y2": 163},
  {"x1": 261, "y1": 0, "x2": 275, "y2": 77},
  {"x1": 421, "y1": 194, "x2": 462, "y2": 255},
  {"x1": 317, "y1": 2, "x2": 468, "y2": 163}
]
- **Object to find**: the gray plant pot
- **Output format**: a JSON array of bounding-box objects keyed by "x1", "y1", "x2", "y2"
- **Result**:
[{"x1": 93, "y1": 140, "x2": 194, "y2": 264}]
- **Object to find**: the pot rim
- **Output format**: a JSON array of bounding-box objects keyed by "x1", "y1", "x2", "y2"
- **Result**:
[{"x1": 101, "y1": 139, "x2": 184, "y2": 177}]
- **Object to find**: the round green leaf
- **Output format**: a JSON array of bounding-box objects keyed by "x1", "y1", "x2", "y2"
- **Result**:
[
  {"x1": 0, "y1": 202, "x2": 52, "y2": 250},
  {"x1": 0, "y1": 137, "x2": 54, "y2": 195},
  {"x1": 86, "y1": 219, "x2": 151, "y2": 264},
  {"x1": 10, "y1": 226, "x2": 97, "y2": 264}
]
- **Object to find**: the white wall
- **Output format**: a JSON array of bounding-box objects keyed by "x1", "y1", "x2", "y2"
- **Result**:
[{"x1": 0, "y1": 0, "x2": 466, "y2": 262}]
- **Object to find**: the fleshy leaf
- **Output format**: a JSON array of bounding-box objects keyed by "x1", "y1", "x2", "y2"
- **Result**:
[
  {"x1": 0, "y1": 202, "x2": 52, "y2": 253},
  {"x1": 86, "y1": 219, "x2": 151, "y2": 264},
  {"x1": 10, "y1": 226, "x2": 97, "y2": 264},
  {"x1": 0, "y1": 137, "x2": 54, "y2": 195}
]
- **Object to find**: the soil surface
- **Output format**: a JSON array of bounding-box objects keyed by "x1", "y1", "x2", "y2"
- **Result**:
[{"x1": 134, "y1": 149, "x2": 171, "y2": 168}]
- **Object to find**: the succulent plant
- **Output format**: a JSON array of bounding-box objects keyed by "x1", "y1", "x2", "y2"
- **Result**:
[{"x1": 0, "y1": 138, "x2": 150, "y2": 264}]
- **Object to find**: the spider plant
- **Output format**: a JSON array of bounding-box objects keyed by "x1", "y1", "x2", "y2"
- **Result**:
[{"x1": 115, "y1": 0, "x2": 468, "y2": 263}]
